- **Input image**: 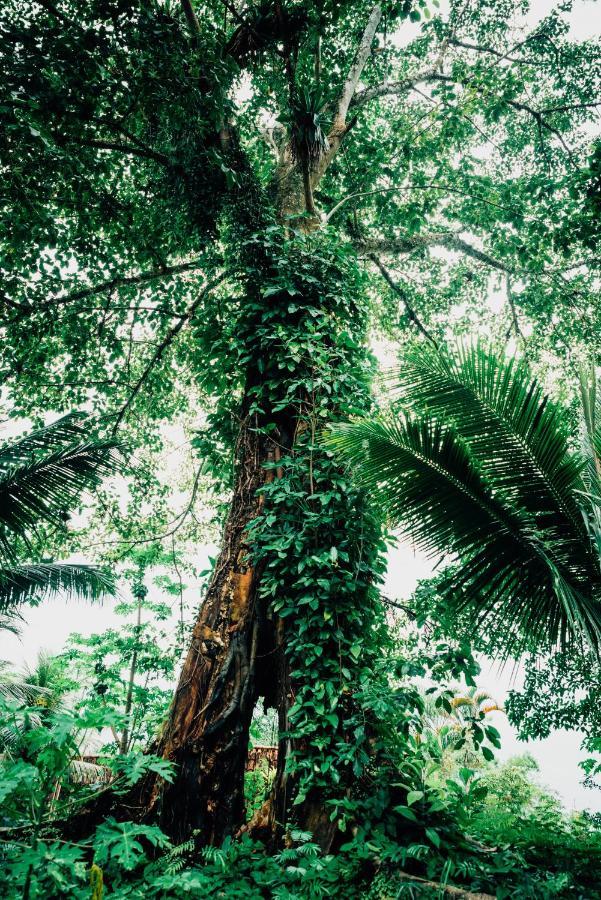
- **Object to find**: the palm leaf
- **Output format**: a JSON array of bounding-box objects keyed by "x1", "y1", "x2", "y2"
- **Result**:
[
  {"x1": 0, "y1": 563, "x2": 114, "y2": 610},
  {"x1": 0, "y1": 432, "x2": 121, "y2": 559},
  {"x1": 0, "y1": 660, "x2": 48, "y2": 705},
  {"x1": 394, "y1": 342, "x2": 591, "y2": 578},
  {"x1": 0, "y1": 414, "x2": 90, "y2": 468},
  {"x1": 0, "y1": 609, "x2": 22, "y2": 635},
  {"x1": 578, "y1": 363, "x2": 601, "y2": 561},
  {"x1": 326, "y1": 415, "x2": 601, "y2": 652}
]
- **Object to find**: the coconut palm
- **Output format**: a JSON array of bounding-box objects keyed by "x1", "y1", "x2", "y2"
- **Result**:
[
  {"x1": 0, "y1": 413, "x2": 121, "y2": 613},
  {"x1": 326, "y1": 342, "x2": 601, "y2": 654},
  {"x1": 0, "y1": 651, "x2": 68, "y2": 751}
]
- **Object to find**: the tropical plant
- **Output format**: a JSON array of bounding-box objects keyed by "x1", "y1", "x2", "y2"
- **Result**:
[
  {"x1": 3, "y1": 0, "x2": 601, "y2": 858},
  {"x1": 0, "y1": 414, "x2": 120, "y2": 612},
  {"x1": 327, "y1": 342, "x2": 601, "y2": 653},
  {"x1": 60, "y1": 588, "x2": 178, "y2": 755}
]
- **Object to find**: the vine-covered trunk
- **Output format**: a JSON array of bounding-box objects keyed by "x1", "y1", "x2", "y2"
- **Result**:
[{"x1": 149, "y1": 153, "x2": 385, "y2": 846}]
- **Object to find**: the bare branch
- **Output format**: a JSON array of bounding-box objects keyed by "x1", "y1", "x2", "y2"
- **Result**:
[
  {"x1": 111, "y1": 272, "x2": 229, "y2": 433},
  {"x1": 334, "y1": 4, "x2": 383, "y2": 128},
  {"x1": 351, "y1": 71, "x2": 442, "y2": 109},
  {"x1": 396, "y1": 872, "x2": 494, "y2": 900},
  {"x1": 504, "y1": 97, "x2": 574, "y2": 157},
  {"x1": 301, "y1": 4, "x2": 384, "y2": 203},
  {"x1": 448, "y1": 37, "x2": 538, "y2": 65},
  {"x1": 88, "y1": 463, "x2": 207, "y2": 554},
  {"x1": 324, "y1": 187, "x2": 398, "y2": 223},
  {"x1": 180, "y1": 0, "x2": 201, "y2": 34},
  {"x1": 381, "y1": 595, "x2": 416, "y2": 618},
  {"x1": 543, "y1": 101, "x2": 601, "y2": 114},
  {"x1": 369, "y1": 254, "x2": 439, "y2": 347}
]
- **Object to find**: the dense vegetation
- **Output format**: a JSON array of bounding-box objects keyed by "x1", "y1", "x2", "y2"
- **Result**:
[{"x1": 1, "y1": 0, "x2": 600, "y2": 895}]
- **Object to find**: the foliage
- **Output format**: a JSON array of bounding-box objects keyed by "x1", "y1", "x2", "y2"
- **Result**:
[
  {"x1": 327, "y1": 341, "x2": 601, "y2": 653},
  {"x1": 3, "y1": 639, "x2": 601, "y2": 897},
  {"x1": 0, "y1": 415, "x2": 120, "y2": 611},
  {"x1": 59, "y1": 588, "x2": 178, "y2": 754},
  {"x1": 506, "y1": 648, "x2": 601, "y2": 791},
  {"x1": 1, "y1": 0, "x2": 601, "y2": 894}
]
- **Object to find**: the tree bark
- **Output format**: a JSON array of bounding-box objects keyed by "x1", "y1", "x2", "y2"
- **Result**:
[{"x1": 149, "y1": 400, "x2": 277, "y2": 844}]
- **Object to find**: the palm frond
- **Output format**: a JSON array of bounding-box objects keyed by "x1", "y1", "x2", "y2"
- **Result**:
[
  {"x1": 394, "y1": 343, "x2": 590, "y2": 576},
  {"x1": 0, "y1": 434, "x2": 121, "y2": 558},
  {"x1": 0, "y1": 660, "x2": 49, "y2": 705},
  {"x1": 0, "y1": 609, "x2": 22, "y2": 635},
  {"x1": 0, "y1": 563, "x2": 114, "y2": 610},
  {"x1": 579, "y1": 362, "x2": 601, "y2": 500},
  {"x1": 69, "y1": 759, "x2": 112, "y2": 786},
  {"x1": 326, "y1": 415, "x2": 601, "y2": 652},
  {"x1": 0, "y1": 414, "x2": 89, "y2": 469}
]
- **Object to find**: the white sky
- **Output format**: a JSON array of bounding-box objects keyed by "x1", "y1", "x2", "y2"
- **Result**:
[{"x1": 1, "y1": 0, "x2": 601, "y2": 814}]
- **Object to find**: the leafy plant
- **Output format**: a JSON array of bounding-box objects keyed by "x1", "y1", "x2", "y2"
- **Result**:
[
  {"x1": 0, "y1": 415, "x2": 121, "y2": 611},
  {"x1": 327, "y1": 342, "x2": 601, "y2": 653}
]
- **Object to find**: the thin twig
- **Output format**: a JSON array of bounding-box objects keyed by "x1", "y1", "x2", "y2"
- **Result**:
[
  {"x1": 111, "y1": 273, "x2": 228, "y2": 433},
  {"x1": 369, "y1": 255, "x2": 439, "y2": 347}
]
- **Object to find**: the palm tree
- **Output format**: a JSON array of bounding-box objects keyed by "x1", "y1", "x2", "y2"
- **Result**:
[
  {"x1": 326, "y1": 342, "x2": 601, "y2": 653},
  {"x1": 451, "y1": 687, "x2": 504, "y2": 718},
  {"x1": 0, "y1": 413, "x2": 121, "y2": 613},
  {"x1": 0, "y1": 651, "x2": 68, "y2": 751},
  {"x1": 419, "y1": 687, "x2": 503, "y2": 775}
]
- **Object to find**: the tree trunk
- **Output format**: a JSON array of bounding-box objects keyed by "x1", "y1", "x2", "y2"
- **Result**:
[
  {"x1": 150, "y1": 399, "x2": 278, "y2": 844},
  {"x1": 147, "y1": 95, "x2": 379, "y2": 844}
]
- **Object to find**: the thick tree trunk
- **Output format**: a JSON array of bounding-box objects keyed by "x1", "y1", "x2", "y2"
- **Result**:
[
  {"x1": 148, "y1": 78, "x2": 374, "y2": 841},
  {"x1": 150, "y1": 403, "x2": 276, "y2": 844}
]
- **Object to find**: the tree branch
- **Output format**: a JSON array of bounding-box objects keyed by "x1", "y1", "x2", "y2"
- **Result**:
[
  {"x1": 64, "y1": 137, "x2": 173, "y2": 167},
  {"x1": 111, "y1": 272, "x2": 228, "y2": 433},
  {"x1": 351, "y1": 71, "x2": 443, "y2": 109},
  {"x1": 14, "y1": 257, "x2": 210, "y2": 319},
  {"x1": 505, "y1": 274, "x2": 527, "y2": 345},
  {"x1": 543, "y1": 101, "x2": 601, "y2": 114},
  {"x1": 352, "y1": 69, "x2": 577, "y2": 156},
  {"x1": 306, "y1": 4, "x2": 383, "y2": 196},
  {"x1": 448, "y1": 37, "x2": 538, "y2": 66},
  {"x1": 381, "y1": 596, "x2": 416, "y2": 617},
  {"x1": 360, "y1": 233, "x2": 512, "y2": 274},
  {"x1": 369, "y1": 255, "x2": 439, "y2": 347},
  {"x1": 334, "y1": 4, "x2": 383, "y2": 129},
  {"x1": 396, "y1": 872, "x2": 494, "y2": 899},
  {"x1": 180, "y1": 0, "x2": 201, "y2": 34}
]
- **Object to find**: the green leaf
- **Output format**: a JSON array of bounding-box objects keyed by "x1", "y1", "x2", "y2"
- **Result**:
[
  {"x1": 406, "y1": 789, "x2": 424, "y2": 806},
  {"x1": 425, "y1": 827, "x2": 441, "y2": 848}
]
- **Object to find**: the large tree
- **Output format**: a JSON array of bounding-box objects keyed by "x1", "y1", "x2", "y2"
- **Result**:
[{"x1": 2, "y1": 0, "x2": 600, "y2": 847}]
